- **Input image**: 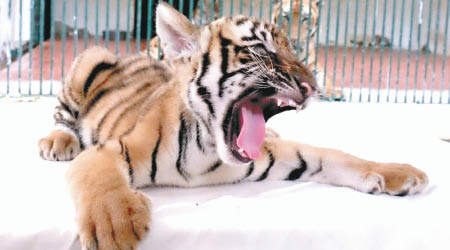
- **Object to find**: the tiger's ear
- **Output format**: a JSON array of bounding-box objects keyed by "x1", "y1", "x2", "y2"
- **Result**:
[{"x1": 156, "y1": 2, "x2": 200, "y2": 59}]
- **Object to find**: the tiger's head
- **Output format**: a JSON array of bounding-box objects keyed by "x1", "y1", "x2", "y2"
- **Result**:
[
  {"x1": 156, "y1": 3, "x2": 317, "y2": 166},
  {"x1": 272, "y1": 0, "x2": 319, "y2": 43}
]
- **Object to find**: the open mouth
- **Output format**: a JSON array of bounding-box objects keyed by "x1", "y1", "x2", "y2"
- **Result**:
[{"x1": 227, "y1": 90, "x2": 308, "y2": 163}]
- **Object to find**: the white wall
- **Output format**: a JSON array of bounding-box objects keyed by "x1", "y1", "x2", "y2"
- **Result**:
[
  {"x1": 319, "y1": 0, "x2": 449, "y2": 54},
  {"x1": 54, "y1": 0, "x2": 135, "y2": 35},
  {"x1": 2, "y1": 0, "x2": 31, "y2": 45}
]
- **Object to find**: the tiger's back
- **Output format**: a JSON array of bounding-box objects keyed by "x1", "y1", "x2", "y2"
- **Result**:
[{"x1": 52, "y1": 47, "x2": 172, "y2": 150}]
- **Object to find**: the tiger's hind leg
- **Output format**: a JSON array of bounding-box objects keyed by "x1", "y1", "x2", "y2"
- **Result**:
[{"x1": 39, "y1": 47, "x2": 117, "y2": 161}]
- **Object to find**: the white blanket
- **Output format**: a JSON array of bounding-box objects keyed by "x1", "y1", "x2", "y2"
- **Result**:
[{"x1": 0, "y1": 97, "x2": 449, "y2": 250}]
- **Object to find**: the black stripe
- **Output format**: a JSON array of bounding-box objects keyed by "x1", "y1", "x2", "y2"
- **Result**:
[
  {"x1": 56, "y1": 101, "x2": 78, "y2": 120},
  {"x1": 235, "y1": 17, "x2": 249, "y2": 25},
  {"x1": 218, "y1": 34, "x2": 231, "y2": 97},
  {"x1": 125, "y1": 148, "x2": 133, "y2": 185},
  {"x1": 91, "y1": 133, "x2": 99, "y2": 145},
  {"x1": 195, "y1": 123, "x2": 204, "y2": 152},
  {"x1": 176, "y1": 115, "x2": 189, "y2": 181},
  {"x1": 187, "y1": 87, "x2": 212, "y2": 134},
  {"x1": 256, "y1": 151, "x2": 275, "y2": 181},
  {"x1": 86, "y1": 89, "x2": 109, "y2": 113},
  {"x1": 260, "y1": 31, "x2": 267, "y2": 41},
  {"x1": 241, "y1": 26, "x2": 259, "y2": 42},
  {"x1": 196, "y1": 53, "x2": 210, "y2": 88},
  {"x1": 75, "y1": 129, "x2": 84, "y2": 149},
  {"x1": 194, "y1": 53, "x2": 216, "y2": 117},
  {"x1": 309, "y1": 158, "x2": 322, "y2": 177},
  {"x1": 85, "y1": 60, "x2": 156, "y2": 116},
  {"x1": 54, "y1": 118, "x2": 76, "y2": 131},
  {"x1": 285, "y1": 152, "x2": 308, "y2": 181},
  {"x1": 59, "y1": 100, "x2": 72, "y2": 114},
  {"x1": 105, "y1": 82, "x2": 153, "y2": 140},
  {"x1": 151, "y1": 134, "x2": 162, "y2": 183},
  {"x1": 244, "y1": 162, "x2": 255, "y2": 179},
  {"x1": 233, "y1": 162, "x2": 255, "y2": 184},
  {"x1": 83, "y1": 62, "x2": 115, "y2": 97},
  {"x1": 94, "y1": 77, "x2": 155, "y2": 140},
  {"x1": 197, "y1": 86, "x2": 215, "y2": 117},
  {"x1": 203, "y1": 160, "x2": 222, "y2": 175}
]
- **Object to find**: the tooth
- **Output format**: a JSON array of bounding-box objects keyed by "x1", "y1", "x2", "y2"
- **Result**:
[
  {"x1": 238, "y1": 148, "x2": 244, "y2": 153},
  {"x1": 277, "y1": 99, "x2": 283, "y2": 106},
  {"x1": 296, "y1": 105, "x2": 303, "y2": 112},
  {"x1": 289, "y1": 100, "x2": 296, "y2": 107}
]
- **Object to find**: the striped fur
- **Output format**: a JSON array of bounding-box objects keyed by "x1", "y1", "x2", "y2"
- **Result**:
[{"x1": 39, "y1": 3, "x2": 428, "y2": 250}]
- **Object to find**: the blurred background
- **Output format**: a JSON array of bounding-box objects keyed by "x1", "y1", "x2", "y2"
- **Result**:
[{"x1": 0, "y1": 0, "x2": 449, "y2": 103}]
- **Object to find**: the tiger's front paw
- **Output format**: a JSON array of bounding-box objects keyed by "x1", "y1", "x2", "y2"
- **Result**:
[
  {"x1": 78, "y1": 189, "x2": 151, "y2": 250},
  {"x1": 38, "y1": 130, "x2": 80, "y2": 161},
  {"x1": 365, "y1": 163, "x2": 428, "y2": 196}
]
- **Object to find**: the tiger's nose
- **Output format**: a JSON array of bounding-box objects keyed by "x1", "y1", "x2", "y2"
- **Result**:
[{"x1": 300, "y1": 81, "x2": 315, "y2": 97}]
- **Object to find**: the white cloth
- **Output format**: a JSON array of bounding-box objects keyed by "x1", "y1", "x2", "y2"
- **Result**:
[{"x1": 0, "y1": 97, "x2": 449, "y2": 250}]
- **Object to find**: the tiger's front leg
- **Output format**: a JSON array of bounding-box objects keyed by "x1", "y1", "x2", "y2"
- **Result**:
[
  {"x1": 67, "y1": 142, "x2": 151, "y2": 250},
  {"x1": 255, "y1": 137, "x2": 428, "y2": 196}
]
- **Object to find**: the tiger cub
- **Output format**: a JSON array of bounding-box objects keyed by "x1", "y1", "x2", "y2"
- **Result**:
[{"x1": 39, "y1": 3, "x2": 427, "y2": 250}]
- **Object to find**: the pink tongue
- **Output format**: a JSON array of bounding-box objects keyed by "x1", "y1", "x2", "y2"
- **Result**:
[{"x1": 236, "y1": 102, "x2": 266, "y2": 160}]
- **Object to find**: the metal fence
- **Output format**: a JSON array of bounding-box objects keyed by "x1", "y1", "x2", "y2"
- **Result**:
[{"x1": 0, "y1": 0, "x2": 449, "y2": 103}]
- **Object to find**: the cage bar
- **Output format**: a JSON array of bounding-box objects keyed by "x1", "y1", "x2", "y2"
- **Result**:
[
  {"x1": 422, "y1": 0, "x2": 434, "y2": 103},
  {"x1": 339, "y1": 0, "x2": 351, "y2": 98},
  {"x1": 357, "y1": 0, "x2": 369, "y2": 102},
  {"x1": 286, "y1": 0, "x2": 294, "y2": 38},
  {"x1": 61, "y1": 0, "x2": 67, "y2": 82},
  {"x1": 413, "y1": 0, "x2": 424, "y2": 103},
  {"x1": 367, "y1": 0, "x2": 378, "y2": 102},
  {"x1": 268, "y1": 0, "x2": 273, "y2": 23},
  {"x1": 304, "y1": 0, "x2": 313, "y2": 66},
  {"x1": 6, "y1": 0, "x2": 12, "y2": 95},
  {"x1": 27, "y1": 0, "x2": 33, "y2": 94},
  {"x1": 239, "y1": 0, "x2": 244, "y2": 15},
  {"x1": 136, "y1": 0, "x2": 142, "y2": 52},
  {"x1": 38, "y1": 0, "x2": 45, "y2": 95},
  {"x1": 50, "y1": 0, "x2": 55, "y2": 94},
  {"x1": 105, "y1": 0, "x2": 111, "y2": 48},
  {"x1": 386, "y1": 0, "x2": 397, "y2": 102},
  {"x1": 84, "y1": 0, "x2": 88, "y2": 49},
  {"x1": 349, "y1": 0, "x2": 360, "y2": 102},
  {"x1": 294, "y1": 0, "x2": 303, "y2": 58},
  {"x1": 115, "y1": 0, "x2": 121, "y2": 55},
  {"x1": 313, "y1": 0, "x2": 322, "y2": 71},
  {"x1": 376, "y1": 0, "x2": 389, "y2": 102},
  {"x1": 441, "y1": 0, "x2": 450, "y2": 104},
  {"x1": 126, "y1": 0, "x2": 131, "y2": 53},
  {"x1": 146, "y1": 0, "x2": 154, "y2": 55},
  {"x1": 73, "y1": 0, "x2": 79, "y2": 57},
  {"x1": 331, "y1": 0, "x2": 342, "y2": 101},
  {"x1": 258, "y1": 0, "x2": 263, "y2": 19},
  {"x1": 321, "y1": 0, "x2": 332, "y2": 99},
  {"x1": 430, "y1": 0, "x2": 442, "y2": 103},
  {"x1": 404, "y1": 0, "x2": 416, "y2": 103},
  {"x1": 18, "y1": 0, "x2": 23, "y2": 94}
]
